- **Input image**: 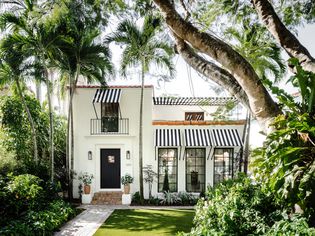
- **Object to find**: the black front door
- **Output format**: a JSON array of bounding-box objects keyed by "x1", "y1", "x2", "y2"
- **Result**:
[{"x1": 100, "y1": 149, "x2": 121, "y2": 188}]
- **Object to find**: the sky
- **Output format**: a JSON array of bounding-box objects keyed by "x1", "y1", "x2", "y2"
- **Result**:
[{"x1": 107, "y1": 23, "x2": 315, "y2": 147}]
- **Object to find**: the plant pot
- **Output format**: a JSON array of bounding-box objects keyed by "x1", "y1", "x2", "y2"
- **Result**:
[
  {"x1": 84, "y1": 184, "x2": 91, "y2": 194},
  {"x1": 124, "y1": 184, "x2": 130, "y2": 194}
]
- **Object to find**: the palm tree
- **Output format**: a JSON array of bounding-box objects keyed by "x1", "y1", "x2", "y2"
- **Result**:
[
  {"x1": 55, "y1": 25, "x2": 113, "y2": 199},
  {"x1": 107, "y1": 15, "x2": 175, "y2": 200},
  {"x1": 225, "y1": 24, "x2": 286, "y2": 82},
  {"x1": 0, "y1": 0, "x2": 59, "y2": 181}
]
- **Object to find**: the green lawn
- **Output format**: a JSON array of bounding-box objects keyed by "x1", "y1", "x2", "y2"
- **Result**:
[{"x1": 94, "y1": 209, "x2": 195, "y2": 236}]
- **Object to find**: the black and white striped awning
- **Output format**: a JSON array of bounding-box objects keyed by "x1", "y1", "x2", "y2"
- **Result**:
[
  {"x1": 92, "y1": 89, "x2": 122, "y2": 103},
  {"x1": 184, "y1": 129, "x2": 212, "y2": 147},
  {"x1": 153, "y1": 97, "x2": 237, "y2": 106},
  {"x1": 212, "y1": 129, "x2": 242, "y2": 147},
  {"x1": 155, "y1": 129, "x2": 181, "y2": 147}
]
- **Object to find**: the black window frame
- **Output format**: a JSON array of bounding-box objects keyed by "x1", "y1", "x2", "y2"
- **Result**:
[
  {"x1": 213, "y1": 148, "x2": 234, "y2": 185},
  {"x1": 157, "y1": 148, "x2": 178, "y2": 193},
  {"x1": 185, "y1": 148, "x2": 206, "y2": 193},
  {"x1": 101, "y1": 103, "x2": 119, "y2": 132}
]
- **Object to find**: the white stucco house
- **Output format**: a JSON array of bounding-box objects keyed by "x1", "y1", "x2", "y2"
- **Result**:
[{"x1": 72, "y1": 85, "x2": 246, "y2": 203}]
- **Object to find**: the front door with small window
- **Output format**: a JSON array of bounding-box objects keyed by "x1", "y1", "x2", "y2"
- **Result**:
[{"x1": 100, "y1": 149, "x2": 121, "y2": 188}]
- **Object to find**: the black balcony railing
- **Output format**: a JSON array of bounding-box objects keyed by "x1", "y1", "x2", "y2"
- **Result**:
[{"x1": 90, "y1": 117, "x2": 129, "y2": 135}]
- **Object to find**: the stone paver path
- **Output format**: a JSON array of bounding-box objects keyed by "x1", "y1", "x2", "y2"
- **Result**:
[
  {"x1": 55, "y1": 205, "x2": 194, "y2": 236},
  {"x1": 54, "y1": 206, "x2": 113, "y2": 236}
]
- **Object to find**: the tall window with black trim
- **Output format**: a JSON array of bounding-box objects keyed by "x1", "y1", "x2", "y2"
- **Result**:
[
  {"x1": 101, "y1": 103, "x2": 119, "y2": 132},
  {"x1": 214, "y1": 148, "x2": 233, "y2": 185},
  {"x1": 186, "y1": 148, "x2": 205, "y2": 192},
  {"x1": 158, "y1": 148, "x2": 178, "y2": 192}
]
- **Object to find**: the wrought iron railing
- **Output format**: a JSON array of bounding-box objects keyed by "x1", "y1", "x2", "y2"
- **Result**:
[{"x1": 90, "y1": 117, "x2": 129, "y2": 135}]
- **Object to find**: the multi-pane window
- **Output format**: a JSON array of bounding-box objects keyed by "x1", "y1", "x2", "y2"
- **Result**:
[
  {"x1": 186, "y1": 148, "x2": 205, "y2": 192},
  {"x1": 185, "y1": 112, "x2": 204, "y2": 121},
  {"x1": 158, "y1": 148, "x2": 178, "y2": 192},
  {"x1": 101, "y1": 103, "x2": 119, "y2": 132},
  {"x1": 214, "y1": 148, "x2": 233, "y2": 185}
]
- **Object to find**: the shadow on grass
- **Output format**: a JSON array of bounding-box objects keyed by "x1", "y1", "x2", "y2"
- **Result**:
[{"x1": 95, "y1": 209, "x2": 195, "y2": 236}]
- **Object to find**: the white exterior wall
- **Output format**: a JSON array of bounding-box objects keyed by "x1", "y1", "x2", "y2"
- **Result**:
[
  {"x1": 153, "y1": 105, "x2": 218, "y2": 120},
  {"x1": 72, "y1": 87, "x2": 245, "y2": 199},
  {"x1": 152, "y1": 124, "x2": 244, "y2": 195},
  {"x1": 72, "y1": 87, "x2": 153, "y2": 198}
]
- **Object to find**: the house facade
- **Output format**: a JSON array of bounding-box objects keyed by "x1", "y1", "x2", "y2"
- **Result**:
[{"x1": 72, "y1": 85, "x2": 246, "y2": 200}]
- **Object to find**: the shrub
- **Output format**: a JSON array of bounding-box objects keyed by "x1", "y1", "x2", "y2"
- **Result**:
[
  {"x1": 4, "y1": 174, "x2": 44, "y2": 215},
  {"x1": 0, "y1": 200, "x2": 75, "y2": 235},
  {"x1": 267, "y1": 214, "x2": 315, "y2": 236},
  {"x1": 132, "y1": 191, "x2": 141, "y2": 205},
  {"x1": 182, "y1": 174, "x2": 283, "y2": 235}
]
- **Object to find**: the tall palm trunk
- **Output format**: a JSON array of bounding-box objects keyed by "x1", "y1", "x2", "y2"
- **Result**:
[
  {"x1": 139, "y1": 61, "x2": 145, "y2": 200},
  {"x1": 45, "y1": 68, "x2": 54, "y2": 182},
  {"x1": 66, "y1": 65, "x2": 80, "y2": 200},
  {"x1": 15, "y1": 79, "x2": 38, "y2": 163}
]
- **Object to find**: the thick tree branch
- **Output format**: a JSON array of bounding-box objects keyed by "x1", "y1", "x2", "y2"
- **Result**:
[
  {"x1": 252, "y1": 0, "x2": 315, "y2": 73},
  {"x1": 175, "y1": 36, "x2": 250, "y2": 110},
  {"x1": 153, "y1": 0, "x2": 280, "y2": 132}
]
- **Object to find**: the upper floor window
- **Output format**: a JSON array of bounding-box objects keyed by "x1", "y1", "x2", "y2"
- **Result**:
[
  {"x1": 185, "y1": 112, "x2": 204, "y2": 121},
  {"x1": 101, "y1": 103, "x2": 119, "y2": 132}
]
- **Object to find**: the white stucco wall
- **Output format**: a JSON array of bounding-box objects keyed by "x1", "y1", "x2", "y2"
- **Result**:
[
  {"x1": 72, "y1": 87, "x2": 245, "y2": 199},
  {"x1": 72, "y1": 87, "x2": 153, "y2": 198}
]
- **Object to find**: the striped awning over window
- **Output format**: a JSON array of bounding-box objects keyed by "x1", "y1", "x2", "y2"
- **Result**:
[
  {"x1": 184, "y1": 129, "x2": 212, "y2": 147},
  {"x1": 212, "y1": 129, "x2": 243, "y2": 147},
  {"x1": 92, "y1": 89, "x2": 122, "y2": 103},
  {"x1": 155, "y1": 129, "x2": 181, "y2": 147}
]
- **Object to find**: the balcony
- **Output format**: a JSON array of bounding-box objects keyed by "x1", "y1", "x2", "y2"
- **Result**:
[{"x1": 90, "y1": 117, "x2": 129, "y2": 135}]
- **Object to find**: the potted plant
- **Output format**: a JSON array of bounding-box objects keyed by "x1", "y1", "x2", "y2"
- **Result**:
[
  {"x1": 121, "y1": 174, "x2": 134, "y2": 194},
  {"x1": 78, "y1": 172, "x2": 94, "y2": 194}
]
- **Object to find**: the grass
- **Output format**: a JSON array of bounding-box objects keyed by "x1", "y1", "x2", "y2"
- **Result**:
[{"x1": 94, "y1": 209, "x2": 195, "y2": 236}]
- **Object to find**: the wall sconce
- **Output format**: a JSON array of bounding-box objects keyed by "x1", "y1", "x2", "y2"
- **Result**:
[
  {"x1": 88, "y1": 151, "x2": 92, "y2": 160},
  {"x1": 126, "y1": 150, "x2": 130, "y2": 160}
]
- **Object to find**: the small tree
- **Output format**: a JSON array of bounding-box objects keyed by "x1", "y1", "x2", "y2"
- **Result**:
[{"x1": 143, "y1": 165, "x2": 157, "y2": 198}]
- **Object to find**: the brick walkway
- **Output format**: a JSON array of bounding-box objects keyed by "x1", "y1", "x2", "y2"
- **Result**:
[{"x1": 54, "y1": 205, "x2": 194, "y2": 236}]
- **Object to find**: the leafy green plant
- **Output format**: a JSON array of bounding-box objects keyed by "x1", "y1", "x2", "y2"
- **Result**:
[
  {"x1": 78, "y1": 172, "x2": 94, "y2": 185},
  {"x1": 121, "y1": 174, "x2": 134, "y2": 185},
  {"x1": 160, "y1": 191, "x2": 181, "y2": 206},
  {"x1": 182, "y1": 174, "x2": 283, "y2": 235},
  {"x1": 177, "y1": 192, "x2": 198, "y2": 206},
  {"x1": 0, "y1": 200, "x2": 75, "y2": 235},
  {"x1": 5, "y1": 174, "x2": 44, "y2": 215}
]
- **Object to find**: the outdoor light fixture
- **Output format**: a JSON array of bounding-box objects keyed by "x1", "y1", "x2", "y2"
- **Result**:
[
  {"x1": 88, "y1": 151, "x2": 92, "y2": 160},
  {"x1": 126, "y1": 150, "x2": 130, "y2": 160}
]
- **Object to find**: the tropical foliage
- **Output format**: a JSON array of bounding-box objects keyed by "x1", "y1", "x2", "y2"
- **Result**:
[
  {"x1": 0, "y1": 174, "x2": 76, "y2": 236},
  {"x1": 179, "y1": 174, "x2": 315, "y2": 236}
]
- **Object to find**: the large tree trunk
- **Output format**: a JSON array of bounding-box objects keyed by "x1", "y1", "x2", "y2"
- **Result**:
[
  {"x1": 153, "y1": 0, "x2": 280, "y2": 132},
  {"x1": 175, "y1": 36, "x2": 250, "y2": 110},
  {"x1": 139, "y1": 62, "x2": 145, "y2": 201},
  {"x1": 15, "y1": 79, "x2": 39, "y2": 164},
  {"x1": 252, "y1": 0, "x2": 315, "y2": 73}
]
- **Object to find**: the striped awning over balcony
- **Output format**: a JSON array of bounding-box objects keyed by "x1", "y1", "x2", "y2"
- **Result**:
[
  {"x1": 212, "y1": 129, "x2": 243, "y2": 147},
  {"x1": 92, "y1": 89, "x2": 122, "y2": 103},
  {"x1": 184, "y1": 129, "x2": 212, "y2": 147},
  {"x1": 155, "y1": 129, "x2": 181, "y2": 147}
]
